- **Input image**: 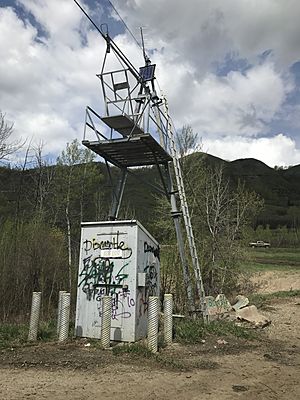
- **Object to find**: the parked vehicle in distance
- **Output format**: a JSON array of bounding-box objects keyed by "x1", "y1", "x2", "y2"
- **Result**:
[{"x1": 249, "y1": 240, "x2": 271, "y2": 248}]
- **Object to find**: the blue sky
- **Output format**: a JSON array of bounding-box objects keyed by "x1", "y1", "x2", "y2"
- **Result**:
[{"x1": 0, "y1": 0, "x2": 300, "y2": 167}]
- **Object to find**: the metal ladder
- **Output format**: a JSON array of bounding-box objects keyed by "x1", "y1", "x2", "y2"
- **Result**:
[{"x1": 164, "y1": 101, "x2": 206, "y2": 315}]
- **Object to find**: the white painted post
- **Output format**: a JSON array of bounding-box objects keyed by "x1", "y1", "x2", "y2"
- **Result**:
[
  {"x1": 28, "y1": 292, "x2": 42, "y2": 341},
  {"x1": 58, "y1": 292, "x2": 71, "y2": 342},
  {"x1": 148, "y1": 296, "x2": 159, "y2": 353},
  {"x1": 164, "y1": 293, "x2": 173, "y2": 345},
  {"x1": 57, "y1": 290, "x2": 67, "y2": 337},
  {"x1": 101, "y1": 296, "x2": 112, "y2": 348}
]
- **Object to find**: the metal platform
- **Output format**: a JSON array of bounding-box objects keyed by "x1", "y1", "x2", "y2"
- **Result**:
[
  {"x1": 82, "y1": 135, "x2": 172, "y2": 168},
  {"x1": 101, "y1": 115, "x2": 145, "y2": 137}
]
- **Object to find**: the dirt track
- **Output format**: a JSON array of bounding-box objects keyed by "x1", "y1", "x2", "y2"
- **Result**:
[
  {"x1": 1, "y1": 274, "x2": 300, "y2": 399},
  {"x1": 251, "y1": 269, "x2": 300, "y2": 293}
]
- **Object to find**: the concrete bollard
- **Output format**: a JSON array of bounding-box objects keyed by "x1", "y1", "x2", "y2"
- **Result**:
[
  {"x1": 100, "y1": 296, "x2": 112, "y2": 348},
  {"x1": 164, "y1": 293, "x2": 173, "y2": 345},
  {"x1": 57, "y1": 290, "x2": 67, "y2": 337},
  {"x1": 148, "y1": 296, "x2": 159, "y2": 353},
  {"x1": 28, "y1": 292, "x2": 42, "y2": 341},
  {"x1": 58, "y1": 292, "x2": 71, "y2": 342}
]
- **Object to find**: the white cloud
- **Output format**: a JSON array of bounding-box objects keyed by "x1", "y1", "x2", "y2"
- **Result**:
[
  {"x1": 163, "y1": 62, "x2": 289, "y2": 137},
  {"x1": 0, "y1": 0, "x2": 299, "y2": 167},
  {"x1": 0, "y1": 2, "x2": 107, "y2": 155},
  {"x1": 204, "y1": 134, "x2": 300, "y2": 167},
  {"x1": 114, "y1": 0, "x2": 300, "y2": 69}
]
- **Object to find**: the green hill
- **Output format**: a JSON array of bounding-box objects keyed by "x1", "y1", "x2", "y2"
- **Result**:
[
  {"x1": 191, "y1": 154, "x2": 300, "y2": 227},
  {"x1": 0, "y1": 153, "x2": 299, "y2": 229}
]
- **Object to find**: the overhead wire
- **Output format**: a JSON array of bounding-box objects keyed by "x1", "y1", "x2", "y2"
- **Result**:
[
  {"x1": 75, "y1": 0, "x2": 164, "y2": 104},
  {"x1": 105, "y1": 0, "x2": 168, "y2": 123},
  {"x1": 105, "y1": 0, "x2": 143, "y2": 51},
  {"x1": 73, "y1": 0, "x2": 142, "y2": 80}
]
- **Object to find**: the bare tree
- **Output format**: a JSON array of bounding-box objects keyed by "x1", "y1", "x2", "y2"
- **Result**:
[
  {"x1": 0, "y1": 112, "x2": 23, "y2": 160},
  {"x1": 32, "y1": 141, "x2": 55, "y2": 216},
  {"x1": 176, "y1": 125, "x2": 201, "y2": 159},
  {"x1": 56, "y1": 139, "x2": 97, "y2": 292},
  {"x1": 174, "y1": 127, "x2": 264, "y2": 295},
  {"x1": 201, "y1": 165, "x2": 264, "y2": 293}
]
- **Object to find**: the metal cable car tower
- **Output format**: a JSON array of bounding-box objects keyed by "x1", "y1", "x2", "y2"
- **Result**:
[{"x1": 73, "y1": 0, "x2": 206, "y2": 316}]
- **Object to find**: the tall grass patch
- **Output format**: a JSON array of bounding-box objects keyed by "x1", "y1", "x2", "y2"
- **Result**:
[
  {"x1": 175, "y1": 319, "x2": 256, "y2": 344},
  {"x1": 0, "y1": 323, "x2": 28, "y2": 348}
]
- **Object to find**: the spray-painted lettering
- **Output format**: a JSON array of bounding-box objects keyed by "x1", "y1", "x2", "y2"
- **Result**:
[
  {"x1": 144, "y1": 241, "x2": 160, "y2": 260},
  {"x1": 83, "y1": 231, "x2": 132, "y2": 259},
  {"x1": 96, "y1": 288, "x2": 135, "y2": 320}
]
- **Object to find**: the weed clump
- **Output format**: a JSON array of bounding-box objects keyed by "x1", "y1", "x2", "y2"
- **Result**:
[
  {"x1": 37, "y1": 320, "x2": 57, "y2": 341},
  {"x1": 174, "y1": 319, "x2": 255, "y2": 343},
  {"x1": 112, "y1": 342, "x2": 152, "y2": 357},
  {"x1": 0, "y1": 323, "x2": 28, "y2": 349}
]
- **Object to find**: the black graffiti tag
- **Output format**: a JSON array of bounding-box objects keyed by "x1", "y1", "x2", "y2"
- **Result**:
[
  {"x1": 96, "y1": 289, "x2": 136, "y2": 320},
  {"x1": 79, "y1": 256, "x2": 129, "y2": 297},
  {"x1": 144, "y1": 242, "x2": 160, "y2": 260},
  {"x1": 144, "y1": 264, "x2": 158, "y2": 297},
  {"x1": 83, "y1": 231, "x2": 132, "y2": 259}
]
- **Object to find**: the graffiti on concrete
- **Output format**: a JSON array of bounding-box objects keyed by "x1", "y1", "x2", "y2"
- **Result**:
[
  {"x1": 83, "y1": 230, "x2": 132, "y2": 259},
  {"x1": 79, "y1": 230, "x2": 133, "y2": 320},
  {"x1": 138, "y1": 241, "x2": 159, "y2": 317},
  {"x1": 79, "y1": 256, "x2": 129, "y2": 296}
]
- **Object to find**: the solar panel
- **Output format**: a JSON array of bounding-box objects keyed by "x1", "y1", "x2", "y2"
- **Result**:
[{"x1": 139, "y1": 64, "x2": 156, "y2": 81}]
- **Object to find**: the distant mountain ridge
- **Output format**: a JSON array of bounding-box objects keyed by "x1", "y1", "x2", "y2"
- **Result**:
[
  {"x1": 191, "y1": 153, "x2": 300, "y2": 227},
  {"x1": 0, "y1": 153, "x2": 299, "y2": 229}
]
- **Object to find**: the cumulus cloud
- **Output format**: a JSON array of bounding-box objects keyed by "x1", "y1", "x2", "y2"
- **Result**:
[
  {"x1": 0, "y1": 1, "x2": 107, "y2": 154},
  {"x1": 112, "y1": 0, "x2": 300, "y2": 164},
  {"x1": 204, "y1": 134, "x2": 300, "y2": 167},
  {"x1": 0, "y1": 0, "x2": 299, "y2": 167},
  {"x1": 114, "y1": 0, "x2": 300, "y2": 69},
  {"x1": 164, "y1": 62, "x2": 290, "y2": 137}
]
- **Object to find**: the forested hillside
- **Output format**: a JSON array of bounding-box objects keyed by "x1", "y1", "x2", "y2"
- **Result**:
[
  {"x1": 185, "y1": 153, "x2": 300, "y2": 228},
  {"x1": 1, "y1": 152, "x2": 299, "y2": 230}
]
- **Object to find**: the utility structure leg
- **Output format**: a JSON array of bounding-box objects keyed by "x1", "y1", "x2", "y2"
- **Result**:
[
  {"x1": 109, "y1": 168, "x2": 127, "y2": 220},
  {"x1": 164, "y1": 163, "x2": 194, "y2": 312},
  {"x1": 164, "y1": 100, "x2": 207, "y2": 318}
]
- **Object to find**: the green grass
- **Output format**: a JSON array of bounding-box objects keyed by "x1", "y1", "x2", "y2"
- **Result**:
[
  {"x1": 37, "y1": 320, "x2": 57, "y2": 341},
  {"x1": 250, "y1": 248, "x2": 300, "y2": 261},
  {"x1": 174, "y1": 319, "x2": 256, "y2": 343},
  {"x1": 0, "y1": 319, "x2": 57, "y2": 349},
  {"x1": 0, "y1": 323, "x2": 28, "y2": 349},
  {"x1": 112, "y1": 342, "x2": 153, "y2": 357},
  {"x1": 250, "y1": 289, "x2": 300, "y2": 308},
  {"x1": 242, "y1": 247, "x2": 300, "y2": 271},
  {"x1": 242, "y1": 261, "x2": 298, "y2": 272}
]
